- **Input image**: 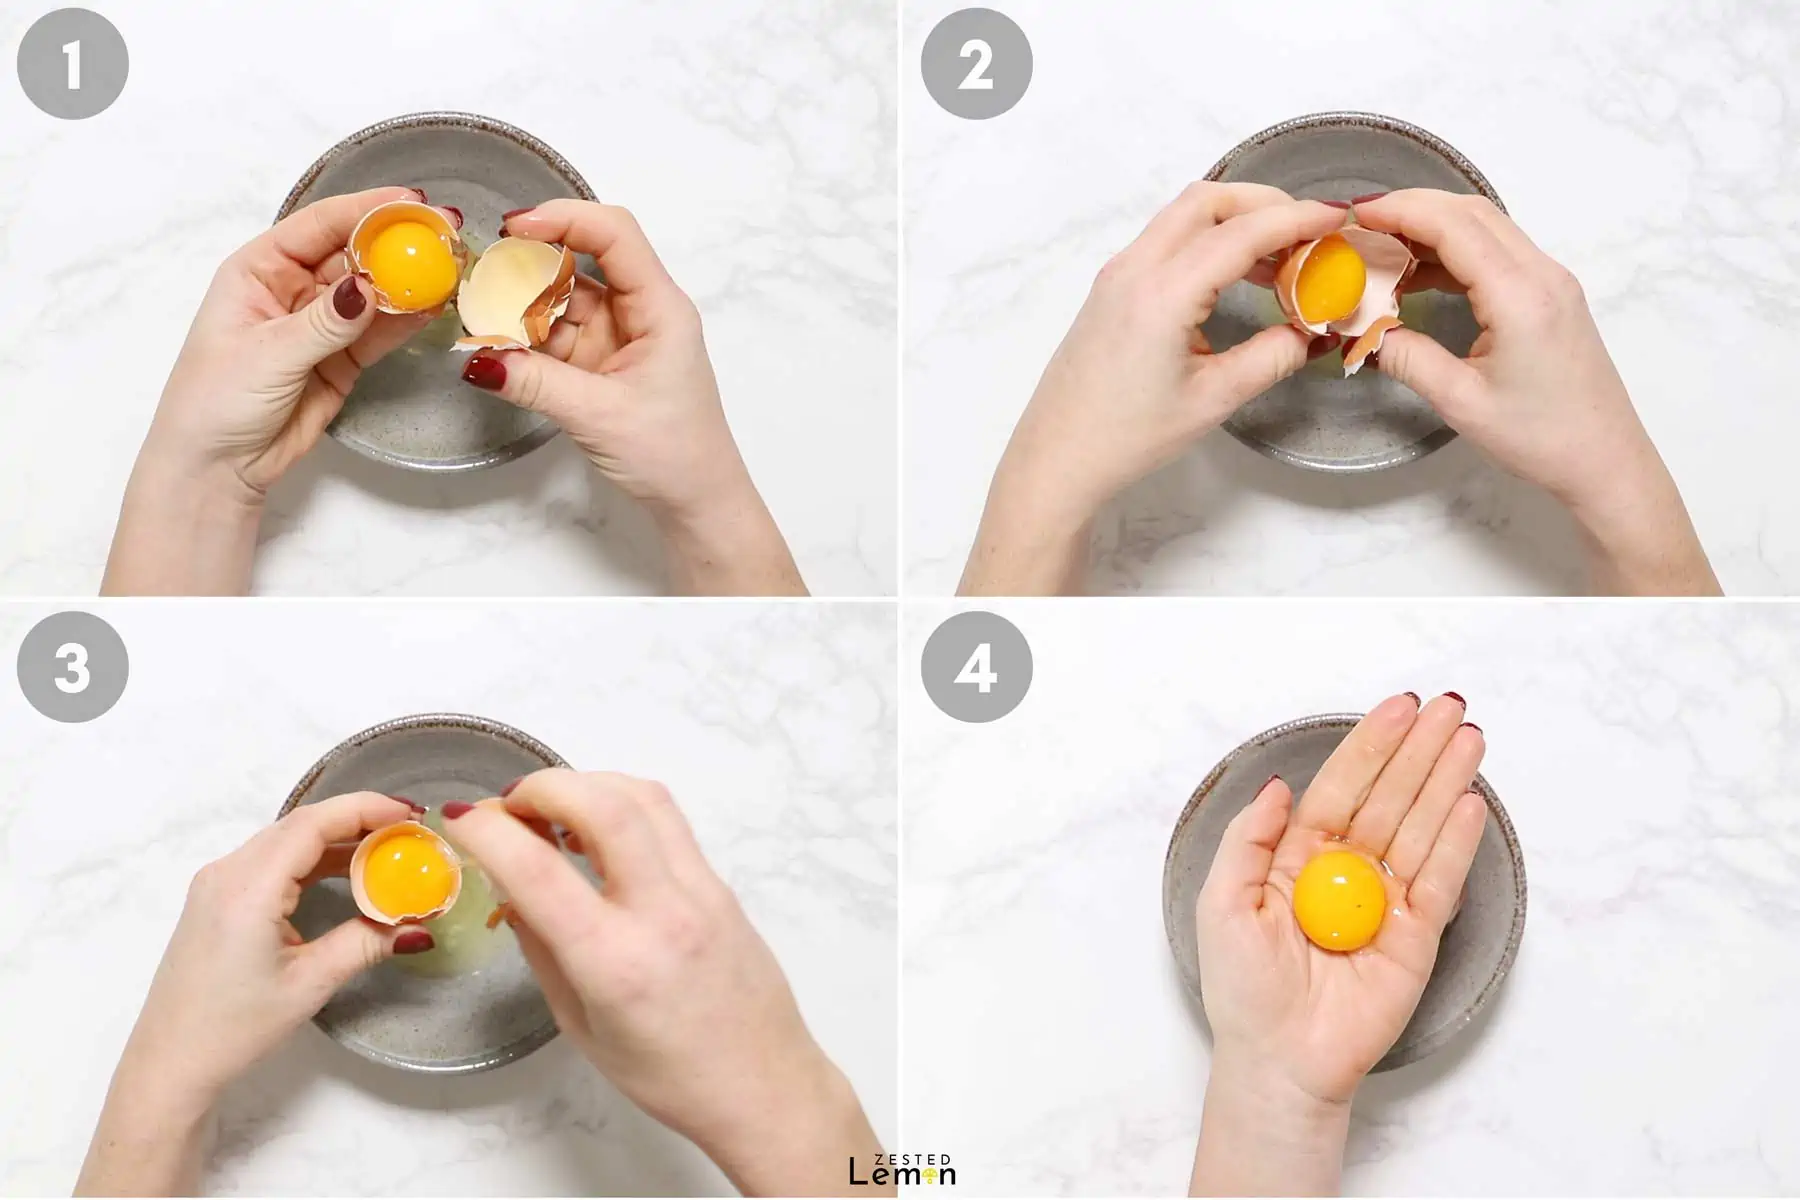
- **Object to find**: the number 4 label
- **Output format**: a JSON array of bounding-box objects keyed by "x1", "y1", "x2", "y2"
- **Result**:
[{"x1": 955, "y1": 642, "x2": 999, "y2": 693}]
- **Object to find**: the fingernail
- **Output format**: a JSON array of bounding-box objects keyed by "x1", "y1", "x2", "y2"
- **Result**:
[
  {"x1": 442, "y1": 801, "x2": 474, "y2": 820},
  {"x1": 499, "y1": 777, "x2": 523, "y2": 798},
  {"x1": 393, "y1": 930, "x2": 435, "y2": 955},
  {"x1": 562, "y1": 830, "x2": 584, "y2": 854},
  {"x1": 1262, "y1": 773, "x2": 1283, "y2": 791},
  {"x1": 1443, "y1": 691, "x2": 1467, "y2": 707},
  {"x1": 410, "y1": 187, "x2": 428, "y2": 203},
  {"x1": 332, "y1": 275, "x2": 366, "y2": 320},
  {"x1": 1320, "y1": 199, "x2": 1352, "y2": 209},
  {"x1": 1403, "y1": 691, "x2": 1421, "y2": 706},
  {"x1": 1306, "y1": 333, "x2": 1342, "y2": 361},
  {"x1": 500, "y1": 206, "x2": 536, "y2": 231},
  {"x1": 1351, "y1": 191, "x2": 1388, "y2": 205},
  {"x1": 1459, "y1": 721, "x2": 1483, "y2": 735},
  {"x1": 443, "y1": 205, "x2": 463, "y2": 229},
  {"x1": 388, "y1": 795, "x2": 427, "y2": 816},
  {"x1": 461, "y1": 352, "x2": 507, "y2": 391}
]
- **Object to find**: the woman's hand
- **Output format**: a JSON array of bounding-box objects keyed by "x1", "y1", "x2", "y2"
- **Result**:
[
  {"x1": 103, "y1": 187, "x2": 457, "y2": 596},
  {"x1": 77, "y1": 792, "x2": 434, "y2": 1196},
  {"x1": 1354, "y1": 190, "x2": 1719, "y2": 596},
  {"x1": 441, "y1": 771, "x2": 886, "y2": 1197},
  {"x1": 960, "y1": 183, "x2": 1346, "y2": 595},
  {"x1": 455, "y1": 201, "x2": 806, "y2": 596},
  {"x1": 1189, "y1": 692, "x2": 1487, "y2": 1197}
]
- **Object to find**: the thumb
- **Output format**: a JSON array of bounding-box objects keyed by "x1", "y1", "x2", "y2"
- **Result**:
[
  {"x1": 264, "y1": 275, "x2": 380, "y2": 380},
  {"x1": 1371, "y1": 327, "x2": 1484, "y2": 421},
  {"x1": 460, "y1": 347, "x2": 616, "y2": 430},
  {"x1": 290, "y1": 916, "x2": 432, "y2": 999},
  {"x1": 1198, "y1": 775, "x2": 1292, "y2": 920},
  {"x1": 1195, "y1": 324, "x2": 1311, "y2": 418}
]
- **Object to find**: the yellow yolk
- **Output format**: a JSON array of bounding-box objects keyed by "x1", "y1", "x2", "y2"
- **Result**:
[
  {"x1": 1293, "y1": 235, "x2": 1367, "y2": 325},
  {"x1": 361, "y1": 828, "x2": 456, "y2": 919},
  {"x1": 363, "y1": 221, "x2": 459, "y2": 310},
  {"x1": 1292, "y1": 848, "x2": 1386, "y2": 953}
]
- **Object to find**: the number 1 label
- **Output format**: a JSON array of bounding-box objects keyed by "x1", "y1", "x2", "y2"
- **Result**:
[{"x1": 62, "y1": 40, "x2": 80, "y2": 89}]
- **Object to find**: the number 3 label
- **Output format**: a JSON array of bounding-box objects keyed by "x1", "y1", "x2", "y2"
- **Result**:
[
  {"x1": 955, "y1": 642, "x2": 999, "y2": 693},
  {"x1": 958, "y1": 38, "x2": 994, "y2": 90},
  {"x1": 54, "y1": 642, "x2": 90, "y2": 693}
]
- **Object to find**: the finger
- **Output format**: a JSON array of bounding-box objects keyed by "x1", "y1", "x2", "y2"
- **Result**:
[
  {"x1": 259, "y1": 792, "x2": 414, "y2": 882},
  {"x1": 441, "y1": 798, "x2": 615, "y2": 951},
  {"x1": 1398, "y1": 263, "x2": 1465, "y2": 295},
  {"x1": 1197, "y1": 775, "x2": 1292, "y2": 917},
  {"x1": 297, "y1": 841, "x2": 359, "y2": 891},
  {"x1": 502, "y1": 200, "x2": 686, "y2": 312},
  {"x1": 289, "y1": 916, "x2": 433, "y2": 1000},
  {"x1": 1386, "y1": 722, "x2": 1486, "y2": 882},
  {"x1": 498, "y1": 770, "x2": 681, "y2": 901},
  {"x1": 1407, "y1": 793, "x2": 1488, "y2": 935},
  {"x1": 261, "y1": 186, "x2": 420, "y2": 270},
  {"x1": 1348, "y1": 693, "x2": 1468, "y2": 855},
  {"x1": 1193, "y1": 324, "x2": 1313, "y2": 413},
  {"x1": 261, "y1": 275, "x2": 381, "y2": 383},
  {"x1": 312, "y1": 308, "x2": 440, "y2": 399},
  {"x1": 1129, "y1": 181, "x2": 1297, "y2": 261},
  {"x1": 509, "y1": 918, "x2": 589, "y2": 1037},
  {"x1": 1350, "y1": 190, "x2": 1521, "y2": 302},
  {"x1": 1173, "y1": 200, "x2": 1348, "y2": 306},
  {"x1": 1370, "y1": 328, "x2": 1487, "y2": 422},
  {"x1": 1292, "y1": 693, "x2": 1422, "y2": 835},
  {"x1": 458, "y1": 346, "x2": 621, "y2": 431}
]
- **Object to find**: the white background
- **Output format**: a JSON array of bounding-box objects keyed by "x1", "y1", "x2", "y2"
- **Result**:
[
  {"x1": 904, "y1": 600, "x2": 1800, "y2": 1194},
  {"x1": 0, "y1": 600, "x2": 896, "y2": 1195},
  {"x1": 0, "y1": 0, "x2": 896, "y2": 595},
  {"x1": 904, "y1": 0, "x2": 1800, "y2": 595}
]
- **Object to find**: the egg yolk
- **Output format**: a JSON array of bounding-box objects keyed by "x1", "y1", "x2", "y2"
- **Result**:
[
  {"x1": 1293, "y1": 234, "x2": 1367, "y2": 325},
  {"x1": 361, "y1": 829, "x2": 455, "y2": 919},
  {"x1": 1292, "y1": 848, "x2": 1387, "y2": 953},
  {"x1": 363, "y1": 221, "x2": 459, "y2": 310}
]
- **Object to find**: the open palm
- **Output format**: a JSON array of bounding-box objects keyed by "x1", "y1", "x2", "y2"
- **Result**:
[{"x1": 1196, "y1": 692, "x2": 1490, "y2": 1104}]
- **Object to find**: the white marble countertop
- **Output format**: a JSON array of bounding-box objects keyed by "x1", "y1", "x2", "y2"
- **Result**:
[
  {"x1": 903, "y1": 600, "x2": 1800, "y2": 1194},
  {"x1": 903, "y1": 0, "x2": 1800, "y2": 595},
  {"x1": 0, "y1": 600, "x2": 897, "y2": 1195},
  {"x1": 0, "y1": 0, "x2": 896, "y2": 596}
]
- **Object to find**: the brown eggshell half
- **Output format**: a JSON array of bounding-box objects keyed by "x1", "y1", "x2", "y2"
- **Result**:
[
  {"x1": 344, "y1": 200, "x2": 468, "y2": 316},
  {"x1": 347, "y1": 820, "x2": 463, "y2": 926},
  {"x1": 453, "y1": 238, "x2": 577, "y2": 352}
]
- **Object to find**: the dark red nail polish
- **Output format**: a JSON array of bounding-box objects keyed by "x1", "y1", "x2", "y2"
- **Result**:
[
  {"x1": 1306, "y1": 334, "x2": 1342, "y2": 361},
  {"x1": 1320, "y1": 199, "x2": 1352, "y2": 209},
  {"x1": 562, "y1": 830, "x2": 584, "y2": 853},
  {"x1": 1444, "y1": 691, "x2": 1467, "y2": 707},
  {"x1": 388, "y1": 795, "x2": 427, "y2": 815},
  {"x1": 332, "y1": 275, "x2": 366, "y2": 320},
  {"x1": 393, "y1": 930, "x2": 435, "y2": 955},
  {"x1": 443, "y1": 205, "x2": 463, "y2": 229},
  {"x1": 1403, "y1": 691, "x2": 1421, "y2": 706},
  {"x1": 499, "y1": 777, "x2": 523, "y2": 798},
  {"x1": 410, "y1": 187, "x2": 428, "y2": 202},
  {"x1": 1351, "y1": 191, "x2": 1388, "y2": 205},
  {"x1": 1459, "y1": 721, "x2": 1483, "y2": 735},
  {"x1": 461, "y1": 353, "x2": 507, "y2": 391},
  {"x1": 442, "y1": 801, "x2": 474, "y2": 820},
  {"x1": 501, "y1": 206, "x2": 535, "y2": 227}
]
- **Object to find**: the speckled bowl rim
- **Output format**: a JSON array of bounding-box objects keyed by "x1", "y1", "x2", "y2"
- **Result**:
[
  {"x1": 275, "y1": 111, "x2": 599, "y2": 474},
  {"x1": 279, "y1": 711, "x2": 572, "y2": 1075},
  {"x1": 1161, "y1": 711, "x2": 1527, "y2": 1072},
  {"x1": 1204, "y1": 111, "x2": 1506, "y2": 474}
]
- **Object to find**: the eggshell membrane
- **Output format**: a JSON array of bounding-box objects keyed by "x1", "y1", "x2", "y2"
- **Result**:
[
  {"x1": 345, "y1": 200, "x2": 468, "y2": 315},
  {"x1": 454, "y1": 238, "x2": 578, "y2": 352},
  {"x1": 348, "y1": 820, "x2": 464, "y2": 925},
  {"x1": 1274, "y1": 225, "x2": 1417, "y2": 376}
]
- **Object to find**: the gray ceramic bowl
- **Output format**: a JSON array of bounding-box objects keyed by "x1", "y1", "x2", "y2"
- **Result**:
[
  {"x1": 281, "y1": 713, "x2": 572, "y2": 1073},
  {"x1": 278, "y1": 112, "x2": 598, "y2": 472},
  {"x1": 1162, "y1": 713, "x2": 1526, "y2": 1071},
  {"x1": 1202, "y1": 112, "x2": 1503, "y2": 472}
]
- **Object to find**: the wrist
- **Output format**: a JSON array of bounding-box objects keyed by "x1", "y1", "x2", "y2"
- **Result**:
[
  {"x1": 1559, "y1": 450, "x2": 1719, "y2": 596},
  {"x1": 960, "y1": 457, "x2": 1098, "y2": 596},
  {"x1": 104, "y1": 433, "x2": 265, "y2": 596},
  {"x1": 652, "y1": 474, "x2": 806, "y2": 597},
  {"x1": 693, "y1": 1051, "x2": 879, "y2": 1197},
  {"x1": 1191, "y1": 1047, "x2": 1351, "y2": 1197}
]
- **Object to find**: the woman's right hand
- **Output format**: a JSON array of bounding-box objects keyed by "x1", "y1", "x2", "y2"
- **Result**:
[
  {"x1": 455, "y1": 201, "x2": 806, "y2": 597},
  {"x1": 441, "y1": 771, "x2": 887, "y2": 1198},
  {"x1": 1353, "y1": 190, "x2": 1719, "y2": 595}
]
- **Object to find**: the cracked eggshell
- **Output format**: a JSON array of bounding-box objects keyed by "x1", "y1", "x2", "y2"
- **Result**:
[
  {"x1": 1274, "y1": 225, "x2": 1417, "y2": 376},
  {"x1": 454, "y1": 237, "x2": 577, "y2": 352},
  {"x1": 348, "y1": 820, "x2": 463, "y2": 926},
  {"x1": 344, "y1": 200, "x2": 468, "y2": 315}
]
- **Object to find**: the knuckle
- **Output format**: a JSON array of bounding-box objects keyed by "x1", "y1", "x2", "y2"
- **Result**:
[{"x1": 1459, "y1": 194, "x2": 1502, "y2": 219}]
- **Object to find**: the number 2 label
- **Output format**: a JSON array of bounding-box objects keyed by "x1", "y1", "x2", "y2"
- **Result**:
[
  {"x1": 955, "y1": 642, "x2": 999, "y2": 693},
  {"x1": 959, "y1": 38, "x2": 994, "y2": 90}
]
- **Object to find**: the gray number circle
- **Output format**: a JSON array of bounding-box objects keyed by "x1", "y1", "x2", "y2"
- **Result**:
[
  {"x1": 921, "y1": 611, "x2": 1032, "y2": 723},
  {"x1": 17, "y1": 611, "x2": 128, "y2": 722},
  {"x1": 17, "y1": 8, "x2": 128, "y2": 120},
  {"x1": 921, "y1": 8, "x2": 1032, "y2": 120}
]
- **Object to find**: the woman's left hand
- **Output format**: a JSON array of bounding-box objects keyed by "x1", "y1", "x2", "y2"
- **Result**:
[
  {"x1": 77, "y1": 792, "x2": 433, "y2": 1196},
  {"x1": 103, "y1": 187, "x2": 458, "y2": 595}
]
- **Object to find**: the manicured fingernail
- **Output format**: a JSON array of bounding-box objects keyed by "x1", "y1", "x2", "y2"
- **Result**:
[
  {"x1": 562, "y1": 830, "x2": 584, "y2": 854},
  {"x1": 442, "y1": 205, "x2": 463, "y2": 229},
  {"x1": 388, "y1": 795, "x2": 427, "y2": 815},
  {"x1": 442, "y1": 801, "x2": 474, "y2": 820},
  {"x1": 461, "y1": 352, "x2": 507, "y2": 391},
  {"x1": 1320, "y1": 199, "x2": 1352, "y2": 209},
  {"x1": 332, "y1": 275, "x2": 366, "y2": 320},
  {"x1": 499, "y1": 776, "x2": 523, "y2": 798},
  {"x1": 1351, "y1": 191, "x2": 1388, "y2": 205},
  {"x1": 1306, "y1": 333, "x2": 1342, "y2": 360},
  {"x1": 1443, "y1": 691, "x2": 1467, "y2": 707},
  {"x1": 1403, "y1": 691, "x2": 1421, "y2": 706},
  {"x1": 500, "y1": 206, "x2": 535, "y2": 227},
  {"x1": 410, "y1": 187, "x2": 428, "y2": 202},
  {"x1": 1459, "y1": 721, "x2": 1483, "y2": 735},
  {"x1": 393, "y1": 930, "x2": 434, "y2": 955}
]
